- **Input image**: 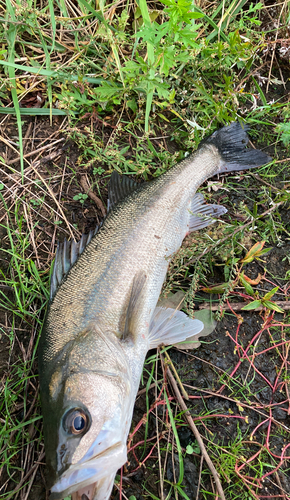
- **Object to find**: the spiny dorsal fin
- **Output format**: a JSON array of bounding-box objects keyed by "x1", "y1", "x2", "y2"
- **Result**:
[
  {"x1": 50, "y1": 226, "x2": 98, "y2": 300},
  {"x1": 107, "y1": 171, "x2": 140, "y2": 211}
]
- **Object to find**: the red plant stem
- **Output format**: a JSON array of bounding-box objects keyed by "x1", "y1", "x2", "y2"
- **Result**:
[
  {"x1": 236, "y1": 448, "x2": 262, "y2": 472},
  {"x1": 225, "y1": 330, "x2": 274, "y2": 389},
  {"x1": 129, "y1": 439, "x2": 162, "y2": 473},
  {"x1": 128, "y1": 434, "x2": 162, "y2": 453},
  {"x1": 119, "y1": 466, "x2": 123, "y2": 500},
  {"x1": 192, "y1": 413, "x2": 248, "y2": 422},
  {"x1": 254, "y1": 340, "x2": 290, "y2": 357},
  {"x1": 250, "y1": 418, "x2": 270, "y2": 439},
  {"x1": 128, "y1": 396, "x2": 173, "y2": 448}
]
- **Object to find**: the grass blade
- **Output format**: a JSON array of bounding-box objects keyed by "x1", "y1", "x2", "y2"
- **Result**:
[
  {"x1": 0, "y1": 60, "x2": 104, "y2": 84},
  {"x1": 5, "y1": 1, "x2": 24, "y2": 180},
  {"x1": 0, "y1": 107, "x2": 69, "y2": 115}
]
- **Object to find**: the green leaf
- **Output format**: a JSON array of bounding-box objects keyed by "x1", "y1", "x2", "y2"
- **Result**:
[
  {"x1": 241, "y1": 241, "x2": 266, "y2": 264},
  {"x1": 276, "y1": 122, "x2": 290, "y2": 146},
  {"x1": 0, "y1": 60, "x2": 104, "y2": 84},
  {"x1": 190, "y1": 12, "x2": 204, "y2": 19},
  {"x1": 263, "y1": 300, "x2": 284, "y2": 313},
  {"x1": 0, "y1": 107, "x2": 68, "y2": 115},
  {"x1": 256, "y1": 247, "x2": 272, "y2": 258},
  {"x1": 175, "y1": 484, "x2": 191, "y2": 500},
  {"x1": 239, "y1": 274, "x2": 254, "y2": 297},
  {"x1": 201, "y1": 283, "x2": 228, "y2": 294},
  {"x1": 95, "y1": 82, "x2": 123, "y2": 101},
  {"x1": 126, "y1": 99, "x2": 137, "y2": 112},
  {"x1": 263, "y1": 286, "x2": 279, "y2": 301},
  {"x1": 241, "y1": 300, "x2": 262, "y2": 311},
  {"x1": 186, "y1": 443, "x2": 200, "y2": 454}
]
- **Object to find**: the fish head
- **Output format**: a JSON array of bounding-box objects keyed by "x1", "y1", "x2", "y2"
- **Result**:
[{"x1": 40, "y1": 326, "x2": 134, "y2": 500}]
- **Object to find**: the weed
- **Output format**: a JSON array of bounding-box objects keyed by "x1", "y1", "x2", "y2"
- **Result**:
[{"x1": 73, "y1": 193, "x2": 88, "y2": 205}]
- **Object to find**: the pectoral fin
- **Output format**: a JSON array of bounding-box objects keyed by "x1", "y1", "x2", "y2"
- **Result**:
[
  {"x1": 123, "y1": 272, "x2": 147, "y2": 340},
  {"x1": 148, "y1": 307, "x2": 204, "y2": 349},
  {"x1": 189, "y1": 193, "x2": 227, "y2": 232}
]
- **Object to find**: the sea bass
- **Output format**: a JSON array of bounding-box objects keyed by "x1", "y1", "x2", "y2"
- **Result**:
[{"x1": 38, "y1": 122, "x2": 270, "y2": 500}]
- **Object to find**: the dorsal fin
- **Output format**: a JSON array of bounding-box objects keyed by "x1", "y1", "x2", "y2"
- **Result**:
[
  {"x1": 50, "y1": 226, "x2": 98, "y2": 300},
  {"x1": 107, "y1": 171, "x2": 140, "y2": 211}
]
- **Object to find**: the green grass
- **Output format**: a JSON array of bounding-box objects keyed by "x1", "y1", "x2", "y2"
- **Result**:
[{"x1": 0, "y1": 0, "x2": 290, "y2": 499}]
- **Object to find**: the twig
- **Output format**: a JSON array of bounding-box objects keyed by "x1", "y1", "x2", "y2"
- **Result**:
[
  {"x1": 266, "y1": 1, "x2": 286, "y2": 93},
  {"x1": 196, "y1": 455, "x2": 204, "y2": 500},
  {"x1": 80, "y1": 175, "x2": 106, "y2": 217},
  {"x1": 199, "y1": 300, "x2": 290, "y2": 312},
  {"x1": 6, "y1": 138, "x2": 65, "y2": 165},
  {"x1": 183, "y1": 383, "x2": 290, "y2": 432},
  {"x1": 165, "y1": 365, "x2": 226, "y2": 500},
  {"x1": 155, "y1": 354, "x2": 164, "y2": 500},
  {"x1": 5, "y1": 451, "x2": 45, "y2": 500},
  {"x1": 164, "y1": 350, "x2": 189, "y2": 400},
  {"x1": 249, "y1": 173, "x2": 283, "y2": 192}
]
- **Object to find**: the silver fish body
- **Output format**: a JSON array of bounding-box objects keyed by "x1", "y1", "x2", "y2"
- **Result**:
[{"x1": 38, "y1": 123, "x2": 270, "y2": 500}]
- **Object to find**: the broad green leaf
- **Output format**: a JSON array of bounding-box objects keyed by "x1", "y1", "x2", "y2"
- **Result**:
[
  {"x1": 263, "y1": 287, "x2": 279, "y2": 301},
  {"x1": 241, "y1": 241, "x2": 266, "y2": 264},
  {"x1": 239, "y1": 274, "x2": 254, "y2": 296},
  {"x1": 242, "y1": 273, "x2": 262, "y2": 285},
  {"x1": 256, "y1": 247, "x2": 272, "y2": 258},
  {"x1": 263, "y1": 300, "x2": 284, "y2": 313},
  {"x1": 241, "y1": 300, "x2": 262, "y2": 311}
]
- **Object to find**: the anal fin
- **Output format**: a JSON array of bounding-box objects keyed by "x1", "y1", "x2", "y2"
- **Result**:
[{"x1": 189, "y1": 193, "x2": 227, "y2": 232}]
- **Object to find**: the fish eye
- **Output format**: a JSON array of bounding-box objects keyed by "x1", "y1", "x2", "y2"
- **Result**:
[{"x1": 63, "y1": 408, "x2": 90, "y2": 436}]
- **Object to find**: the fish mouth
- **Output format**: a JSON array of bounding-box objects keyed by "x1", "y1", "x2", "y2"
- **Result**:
[{"x1": 49, "y1": 442, "x2": 127, "y2": 500}]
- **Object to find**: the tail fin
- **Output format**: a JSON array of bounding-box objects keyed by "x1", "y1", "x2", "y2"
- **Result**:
[{"x1": 201, "y1": 122, "x2": 272, "y2": 173}]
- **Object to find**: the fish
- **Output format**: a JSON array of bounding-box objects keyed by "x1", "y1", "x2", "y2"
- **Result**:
[{"x1": 38, "y1": 122, "x2": 271, "y2": 500}]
